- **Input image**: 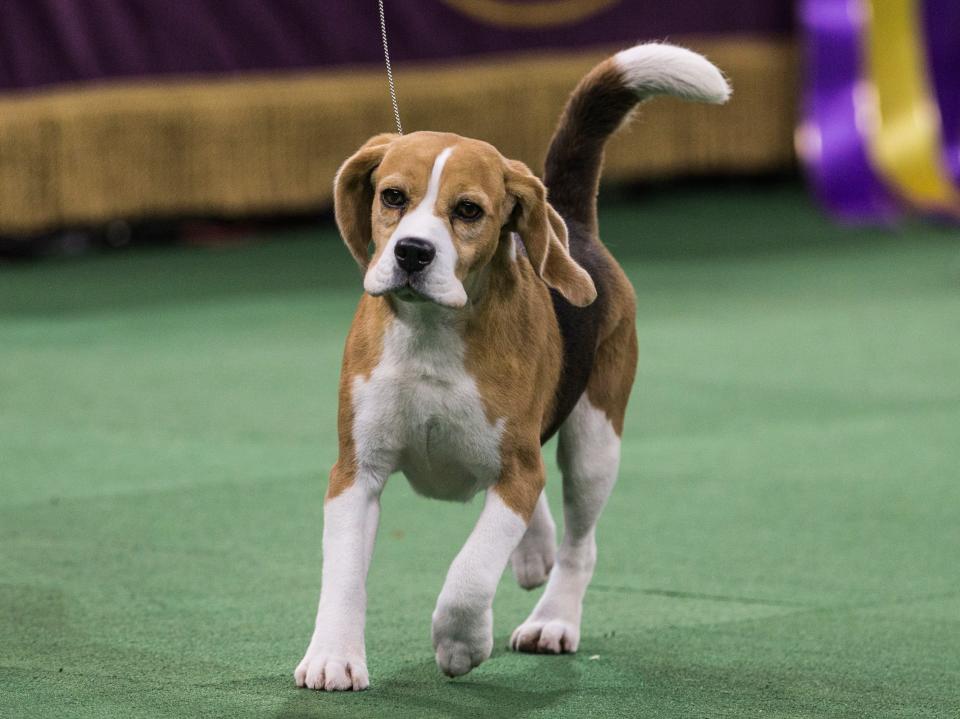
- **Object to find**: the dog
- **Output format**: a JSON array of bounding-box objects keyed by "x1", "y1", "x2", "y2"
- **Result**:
[{"x1": 294, "y1": 42, "x2": 729, "y2": 691}]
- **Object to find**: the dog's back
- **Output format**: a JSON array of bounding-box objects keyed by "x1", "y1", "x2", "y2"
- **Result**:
[{"x1": 540, "y1": 45, "x2": 731, "y2": 441}]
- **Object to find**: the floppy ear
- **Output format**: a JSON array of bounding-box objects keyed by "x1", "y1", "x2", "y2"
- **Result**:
[
  {"x1": 504, "y1": 160, "x2": 597, "y2": 307},
  {"x1": 334, "y1": 133, "x2": 398, "y2": 268}
]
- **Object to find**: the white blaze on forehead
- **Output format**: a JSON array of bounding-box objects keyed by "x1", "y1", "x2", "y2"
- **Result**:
[
  {"x1": 395, "y1": 146, "x2": 454, "y2": 238},
  {"x1": 364, "y1": 145, "x2": 468, "y2": 308},
  {"x1": 423, "y1": 147, "x2": 453, "y2": 212}
]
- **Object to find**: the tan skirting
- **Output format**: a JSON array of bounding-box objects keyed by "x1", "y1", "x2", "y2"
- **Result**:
[{"x1": 0, "y1": 37, "x2": 796, "y2": 234}]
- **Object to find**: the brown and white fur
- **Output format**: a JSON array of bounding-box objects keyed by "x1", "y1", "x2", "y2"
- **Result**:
[{"x1": 295, "y1": 43, "x2": 730, "y2": 691}]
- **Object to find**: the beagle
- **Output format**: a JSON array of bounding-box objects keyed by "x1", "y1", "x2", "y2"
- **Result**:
[{"x1": 295, "y1": 43, "x2": 729, "y2": 691}]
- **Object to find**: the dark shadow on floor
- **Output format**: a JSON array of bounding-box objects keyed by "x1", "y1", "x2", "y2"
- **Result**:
[{"x1": 272, "y1": 647, "x2": 578, "y2": 719}]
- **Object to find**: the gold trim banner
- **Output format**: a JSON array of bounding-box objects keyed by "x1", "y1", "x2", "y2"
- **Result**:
[{"x1": 0, "y1": 39, "x2": 795, "y2": 234}]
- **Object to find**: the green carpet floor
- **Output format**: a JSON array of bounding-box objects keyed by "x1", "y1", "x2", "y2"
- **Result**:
[{"x1": 2, "y1": 183, "x2": 959, "y2": 718}]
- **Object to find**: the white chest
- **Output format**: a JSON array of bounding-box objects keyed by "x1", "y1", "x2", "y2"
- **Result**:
[{"x1": 350, "y1": 319, "x2": 505, "y2": 501}]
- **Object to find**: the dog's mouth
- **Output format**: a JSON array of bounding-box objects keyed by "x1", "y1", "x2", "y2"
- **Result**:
[
  {"x1": 391, "y1": 282, "x2": 429, "y2": 304},
  {"x1": 366, "y1": 268, "x2": 430, "y2": 303},
  {"x1": 365, "y1": 262, "x2": 468, "y2": 309},
  {"x1": 385, "y1": 277, "x2": 468, "y2": 309}
]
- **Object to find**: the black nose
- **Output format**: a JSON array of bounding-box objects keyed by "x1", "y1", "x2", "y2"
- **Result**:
[{"x1": 394, "y1": 238, "x2": 436, "y2": 273}]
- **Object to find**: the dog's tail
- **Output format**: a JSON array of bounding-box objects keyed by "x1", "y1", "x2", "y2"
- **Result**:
[{"x1": 543, "y1": 43, "x2": 730, "y2": 233}]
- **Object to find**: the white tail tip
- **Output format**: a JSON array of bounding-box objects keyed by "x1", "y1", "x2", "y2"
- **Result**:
[{"x1": 613, "y1": 43, "x2": 731, "y2": 104}]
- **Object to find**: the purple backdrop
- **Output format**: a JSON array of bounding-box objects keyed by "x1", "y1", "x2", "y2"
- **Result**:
[{"x1": 0, "y1": 0, "x2": 793, "y2": 92}]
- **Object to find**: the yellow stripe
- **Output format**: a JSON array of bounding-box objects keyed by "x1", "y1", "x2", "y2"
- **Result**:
[
  {"x1": 439, "y1": 0, "x2": 620, "y2": 29},
  {"x1": 863, "y1": 0, "x2": 959, "y2": 213}
]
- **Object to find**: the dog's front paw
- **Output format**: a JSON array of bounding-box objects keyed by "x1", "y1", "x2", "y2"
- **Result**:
[
  {"x1": 510, "y1": 618, "x2": 580, "y2": 654},
  {"x1": 431, "y1": 605, "x2": 493, "y2": 677},
  {"x1": 294, "y1": 647, "x2": 369, "y2": 691}
]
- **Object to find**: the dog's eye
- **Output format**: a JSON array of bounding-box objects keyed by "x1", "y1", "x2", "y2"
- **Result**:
[
  {"x1": 381, "y1": 188, "x2": 407, "y2": 208},
  {"x1": 454, "y1": 200, "x2": 483, "y2": 221}
]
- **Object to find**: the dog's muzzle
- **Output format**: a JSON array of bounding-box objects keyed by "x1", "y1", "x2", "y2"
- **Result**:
[{"x1": 364, "y1": 234, "x2": 467, "y2": 309}]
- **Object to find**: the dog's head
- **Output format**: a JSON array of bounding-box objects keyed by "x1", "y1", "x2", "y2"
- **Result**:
[{"x1": 334, "y1": 131, "x2": 596, "y2": 309}]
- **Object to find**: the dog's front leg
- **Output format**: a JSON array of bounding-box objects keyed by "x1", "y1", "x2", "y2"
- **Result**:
[
  {"x1": 295, "y1": 465, "x2": 383, "y2": 691},
  {"x1": 431, "y1": 469, "x2": 540, "y2": 677}
]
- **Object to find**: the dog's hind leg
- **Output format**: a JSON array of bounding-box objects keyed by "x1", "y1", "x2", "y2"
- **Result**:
[
  {"x1": 511, "y1": 317, "x2": 636, "y2": 653},
  {"x1": 510, "y1": 491, "x2": 557, "y2": 590}
]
